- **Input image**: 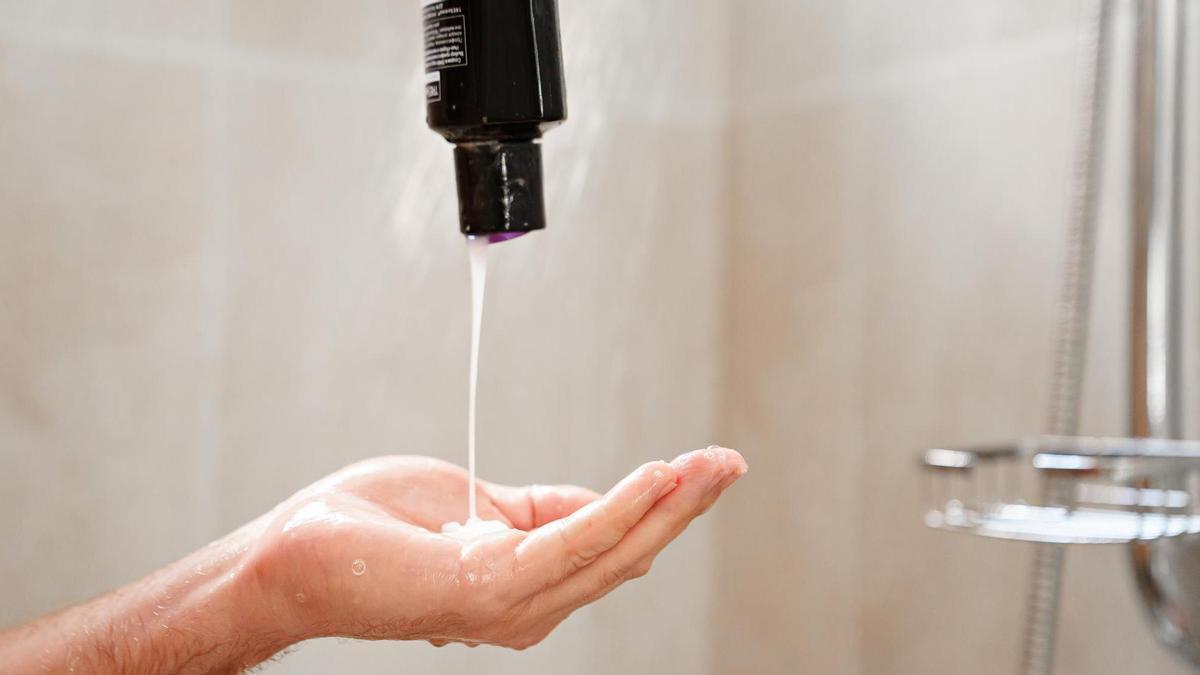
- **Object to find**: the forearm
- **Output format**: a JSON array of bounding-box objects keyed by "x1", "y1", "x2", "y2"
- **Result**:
[{"x1": 0, "y1": 523, "x2": 291, "y2": 674}]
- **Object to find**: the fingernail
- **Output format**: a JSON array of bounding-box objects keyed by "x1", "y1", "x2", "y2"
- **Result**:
[
  {"x1": 728, "y1": 456, "x2": 749, "y2": 484},
  {"x1": 718, "y1": 447, "x2": 748, "y2": 475}
]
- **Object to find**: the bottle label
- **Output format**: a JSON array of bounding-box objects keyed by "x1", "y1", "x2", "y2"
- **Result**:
[
  {"x1": 423, "y1": 0, "x2": 469, "y2": 75},
  {"x1": 425, "y1": 71, "x2": 442, "y2": 102}
]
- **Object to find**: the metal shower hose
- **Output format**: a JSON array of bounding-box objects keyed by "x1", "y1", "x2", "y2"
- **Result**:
[{"x1": 1020, "y1": 2, "x2": 1113, "y2": 674}]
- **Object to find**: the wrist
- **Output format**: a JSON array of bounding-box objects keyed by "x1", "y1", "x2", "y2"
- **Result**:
[
  {"x1": 0, "y1": 522, "x2": 294, "y2": 675},
  {"x1": 118, "y1": 523, "x2": 296, "y2": 673}
]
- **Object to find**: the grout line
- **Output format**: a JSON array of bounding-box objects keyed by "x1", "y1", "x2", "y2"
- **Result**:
[
  {"x1": 195, "y1": 2, "x2": 232, "y2": 541},
  {"x1": 736, "y1": 24, "x2": 1131, "y2": 118},
  {"x1": 0, "y1": 19, "x2": 408, "y2": 92},
  {"x1": 0, "y1": 15, "x2": 731, "y2": 127}
]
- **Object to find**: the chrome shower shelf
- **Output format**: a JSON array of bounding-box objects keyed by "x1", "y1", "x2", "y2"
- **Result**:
[{"x1": 921, "y1": 436, "x2": 1200, "y2": 544}]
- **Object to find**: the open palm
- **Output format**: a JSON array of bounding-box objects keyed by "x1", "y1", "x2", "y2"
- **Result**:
[{"x1": 246, "y1": 448, "x2": 746, "y2": 649}]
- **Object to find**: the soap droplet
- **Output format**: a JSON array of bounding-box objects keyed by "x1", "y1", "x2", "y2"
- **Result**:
[
  {"x1": 295, "y1": 593, "x2": 306, "y2": 603},
  {"x1": 707, "y1": 444, "x2": 720, "y2": 451},
  {"x1": 653, "y1": 470, "x2": 665, "y2": 479},
  {"x1": 351, "y1": 559, "x2": 367, "y2": 576}
]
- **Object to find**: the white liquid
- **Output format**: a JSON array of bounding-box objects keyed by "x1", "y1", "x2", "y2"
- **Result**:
[
  {"x1": 441, "y1": 238, "x2": 512, "y2": 539},
  {"x1": 441, "y1": 517, "x2": 510, "y2": 542},
  {"x1": 466, "y1": 236, "x2": 488, "y2": 522}
]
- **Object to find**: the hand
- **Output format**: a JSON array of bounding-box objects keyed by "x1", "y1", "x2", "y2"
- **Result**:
[
  {"x1": 0, "y1": 446, "x2": 746, "y2": 673},
  {"x1": 246, "y1": 447, "x2": 747, "y2": 650}
]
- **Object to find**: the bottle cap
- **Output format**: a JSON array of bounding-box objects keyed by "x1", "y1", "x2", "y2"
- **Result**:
[{"x1": 453, "y1": 141, "x2": 546, "y2": 238}]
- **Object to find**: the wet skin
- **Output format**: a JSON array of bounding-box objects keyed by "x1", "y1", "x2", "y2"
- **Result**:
[{"x1": 0, "y1": 447, "x2": 747, "y2": 673}]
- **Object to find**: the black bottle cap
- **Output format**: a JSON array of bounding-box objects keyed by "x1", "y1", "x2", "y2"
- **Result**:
[{"x1": 453, "y1": 140, "x2": 546, "y2": 238}]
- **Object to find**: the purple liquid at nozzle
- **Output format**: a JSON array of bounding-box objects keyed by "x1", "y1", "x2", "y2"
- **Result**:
[{"x1": 487, "y1": 232, "x2": 528, "y2": 244}]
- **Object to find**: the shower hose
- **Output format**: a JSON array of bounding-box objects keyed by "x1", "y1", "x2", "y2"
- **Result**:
[{"x1": 1020, "y1": 2, "x2": 1113, "y2": 674}]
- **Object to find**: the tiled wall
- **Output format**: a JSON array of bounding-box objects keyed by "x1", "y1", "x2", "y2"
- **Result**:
[
  {"x1": 717, "y1": 2, "x2": 1199, "y2": 674},
  {"x1": 4, "y1": 2, "x2": 1199, "y2": 675},
  {"x1": 0, "y1": 1, "x2": 730, "y2": 673}
]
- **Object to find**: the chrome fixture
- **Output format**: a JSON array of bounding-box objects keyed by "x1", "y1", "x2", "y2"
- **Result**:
[{"x1": 920, "y1": 1, "x2": 1196, "y2": 672}]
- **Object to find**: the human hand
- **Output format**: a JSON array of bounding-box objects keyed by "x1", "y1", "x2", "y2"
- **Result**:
[
  {"x1": 0, "y1": 446, "x2": 746, "y2": 673},
  {"x1": 246, "y1": 447, "x2": 747, "y2": 650}
]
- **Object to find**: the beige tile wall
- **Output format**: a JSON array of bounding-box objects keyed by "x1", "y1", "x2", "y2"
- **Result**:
[
  {"x1": 718, "y1": 2, "x2": 1197, "y2": 675},
  {"x1": 3, "y1": 1, "x2": 1198, "y2": 674},
  {"x1": 0, "y1": 1, "x2": 730, "y2": 673}
]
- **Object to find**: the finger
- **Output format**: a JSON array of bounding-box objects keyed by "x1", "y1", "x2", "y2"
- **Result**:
[
  {"x1": 539, "y1": 447, "x2": 746, "y2": 612},
  {"x1": 482, "y1": 483, "x2": 602, "y2": 531},
  {"x1": 613, "y1": 459, "x2": 746, "y2": 584},
  {"x1": 510, "y1": 461, "x2": 678, "y2": 595}
]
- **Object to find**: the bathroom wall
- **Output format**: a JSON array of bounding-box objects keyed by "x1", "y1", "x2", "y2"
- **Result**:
[
  {"x1": 4, "y1": 2, "x2": 1199, "y2": 675},
  {"x1": 717, "y1": 2, "x2": 1199, "y2": 675},
  {"x1": 0, "y1": 1, "x2": 730, "y2": 673}
]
